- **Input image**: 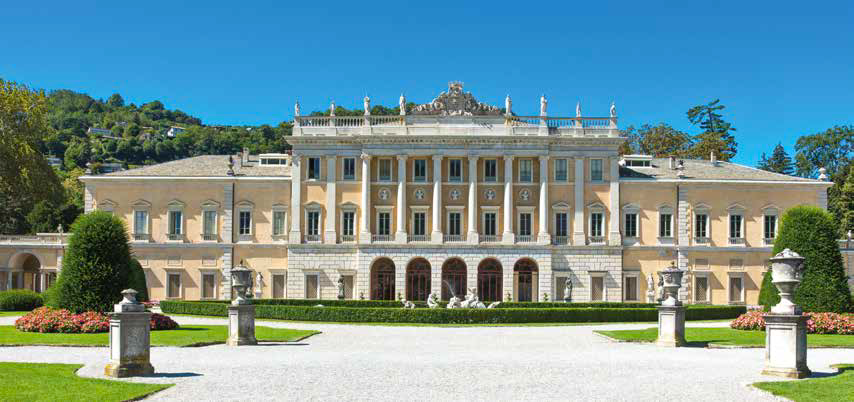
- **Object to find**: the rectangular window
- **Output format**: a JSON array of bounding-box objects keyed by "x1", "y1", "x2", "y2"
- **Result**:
[
  {"x1": 305, "y1": 274, "x2": 319, "y2": 299},
  {"x1": 729, "y1": 276, "x2": 744, "y2": 303},
  {"x1": 659, "y1": 213, "x2": 672, "y2": 238},
  {"x1": 378, "y1": 212, "x2": 391, "y2": 235},
  {"x1": 729, "y1": 214, "x2": 743, "y2": 238},
  {"x1": 202, "y1": 273, "x2": 216, "y2": 299},
  {"x1": 519, "y1": 212, "x2": 532, "y2": 236},
  {"x1": 624, "y1": 276, "x2": 638, "y2": 301},
  {"x1": 448, "y1": 212, "x2": 462, "y2": 236},
  {"x1": 343, "y1": 158, "x2": 356, "y2": 180},
  {"x1": 695, "y1": 214, "x2": 708, "y2": 238},
  {"x1": 695, "y1": 276, "x2": 709, "y2": 302},
  {"x1": 203, "y1": 210, "x2": 217, "y2": 239},
  {"x1": 307, "y1": 211, "x2": 320, "y2": 236},
  {"x1": 168, "y1": 210, "x2": 183, "y2": 235},
  {"x1": 414, "y1": 159, "x2": 427, "y2": 182},
  {"x1": 272, "y1": 211, "x2": 286, "y2": 236},
  {"x1": 591, "y1": 275, "x2": 604, "y2": 301},
  {"x1": 554, "y1": 159, "x2": 568, "y2": 181},
  {"x1": 624, "y1": 213, "x2": 638, "y2": 238},
  {"x1": 413, "y1": 212, "x2": 426, "y2": 236},
  {"x1": 591, "y1": 212, "x2": 604, "y2": 237},
  {"x1": 239, "y1": 210, "x2": 252, "y2": 235},
  {"x1": 272, "y1": 274, "x2": 286, "y2": 299},
  {"x1": 378, "y1": 159, "x2": 392, "y2": 181},
  {"x1": 555, "y1": 213, "x2": 568, "y2": 237},
  {"x1": 308, "y1": 157, "x2": 321, "y2": 180},
  {"x1": 342, "y1": 212, "x2": 355, "y2": 236},
  {"x1": 134, "y1": 210, "x2": 148, "y2": 234},
  {"x1": 590, "y1": 159, "x2": 604, "y2": 181},
  {"x1": 519, "y1": 159, "x2": 533, "y2": 182},
  {"x1": 484, "y1": 159, "x2": 497, "y2": 182},
  {"x1": 764, "y1": 215, "x2": 777, "y2": 240},
  {"x1": 449, "y1": 159, "x2": 462, "y2": 182},
  {"x1": 484, "y1": 212, "x2": 497, "y2": 236},
  {"x1": 167, "y1": 273, "x2": 181, "y2": 298}
]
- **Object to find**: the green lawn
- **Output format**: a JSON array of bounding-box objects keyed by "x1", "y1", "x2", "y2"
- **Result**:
[
  {"x1": 0, "y1": 362, "x2": 171, "y2": 401},
  {"x1": 0, "y1": 325, "x2": 319, "y2": 347},
  {"x1": 754, "y1": 364, "x2": 854, "y2": 401},
  {"x1": 595, "y1": 327, "x2": 854, "y2": 348},
  {"x1": 0, "y1": 311, "x2": 25, "y2": 317}
]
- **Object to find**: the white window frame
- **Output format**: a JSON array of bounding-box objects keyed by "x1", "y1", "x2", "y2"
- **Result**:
[
  {"x1": 481, "y1": 206, "x2": 500, "y2": 236},
  {"x1": 694, "y1": 204, "x2": 711, "y2": 245},
  {"x1": 131, "y1": 199, "x2": 151, "y2": 242},
  {"x1": 448, "y1": 158, "x2": 463, "y2": 183},
  {"x1": 587, "y1": 203, "x2": 605, "y2": 244},
  {"x1": 307, "y1": 157, "x2": 322, "y2": 180},
  {"x1": 375, "y1": 206, "x2": 393, "y2": 236},
  {"x1": 272, "y1": 204, "x2": 287, "y2": 238},
  {"x1": 200, "y1": 200, "x2": 219, "y2": 242},
  {"x1": 305, "y1": 203, "x2": 322, "y2": 238},
  {"x1": 658, "y1": 205, "x2": 674, "y2": 245},
  {"x1": 446, "y1": 206, "x2": 464, "y2": 236},
  {"x1": 410, "y1": 206, "x2": 429, "y2": 237},
  {"x1": 517, "y1": 206, "x2": 534, "y2": 237},
  {"x1": 484, "y1": 158, "x2": 498, "y2": 182},
  {"x1": 166, "y1": 200, "x2": 185, "y2": 241},
  {"x1": 621, "y1": 204, "x2": 640, "y2": 243},
  {"x1": 590, "y1": 158, "x2": 604, "y2": 182},
  {"x1": 340, "y1": 203, "x2": 358, "y2": 241},
  {"x1": 762, "y1": 205, "x2": 779, "y2": 245},
  {"x1": 518, "y1": 159, "x2": 533, "y2": 183},
  {"x1": 378, "y1": 158, "x2": 393, "y2": 182},
  {"x1": 552, "y1": 202, "x2": 571, "y2": 239},
  {"x1": 727, "y1": 272, "x2": 746, "y2": 304},
  {"x1": 413, "y1": 159, "x2": 427, "y2": 182},
  {"x1": 693, "y1": 271, "x2": 711, "y2": 304},
  {"x1": 200, "y1": 271, "x2": 218, "y2": 299},
  {"x1": 727, "y1": 204, "x2": 746, "y2": 245},
  {"x1": 623, "y1": 271, "x2": 640, "y2": 302},
  {"x1": 554, "y1": 158, "x2": 569, "y2": 182},
  {"x1": 237, "y1": 201, "x2": 254, "y2": 241},
  {"x1": 343, "y1": 157, "x2": 356, "y2": 181}
]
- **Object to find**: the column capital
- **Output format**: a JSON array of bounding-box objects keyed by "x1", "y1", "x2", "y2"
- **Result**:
[
  {"x1": 396, "y1": 154, "x2": 408, "y2": 162},
  {"x1": 432, "y1": 154, "x2": 443, "y2": 162},
  {"x1": 360, "y1": 153, "x2": 372, "y2": 161},
  {"x1": 503, "y1": 155, "x2": 514, "y2": 162},
  {"x1": 538, "y1": 155, "x2": 549, "y2": 163},
  {"x1": 467, "y1": 154, "x2": 479, "y2": 162}
]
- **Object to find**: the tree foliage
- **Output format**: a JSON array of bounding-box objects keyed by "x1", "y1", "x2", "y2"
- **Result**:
[
  {"x1": 55, "y1": 211, "x2": 133, "y2": 313},
  {"x1": 757, "y1": 143, "x2": 794, "y2": 175},
  {"x1": 620, "y1": 124, "x2": 693, "y2": 157},
  {"x1": 686, "y1": 99, "x2": 737, "y2": 161},
  {"x1": 758, "y1": 206, "x2": 852, "y2": 313},
  {"x1": 794, "y1": 125, "x2": 853, "y2": 179}
]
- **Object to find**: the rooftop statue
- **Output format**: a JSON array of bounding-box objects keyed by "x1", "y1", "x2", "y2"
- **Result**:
[
  {"x1": 540, "y1": 95, "x2": 547, "y2": 116},
  {"x1": 576, "y1": 101, "x2": 582, "y2": 118},
  {"x1": 364, "y1": 96, "x2": 371, "y2": 115},
  {"x1": 412, "y1": 82, "x2": 502, "y2": 116},
  {"x1": 399, "y1": 94, "x2": 406, "y2": 115},
  {"x1": 505, "y1": 95, "x2": 512, "y2": 116},
  {"x1": 610, "y1": 102, "x2": 617, "y2": 118}
]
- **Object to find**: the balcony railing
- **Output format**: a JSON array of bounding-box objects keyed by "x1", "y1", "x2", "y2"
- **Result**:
[
  {"x1": 763, "y1": 238, "x2": 774, "y2": 246},
  {"x1": 167, "y1": 233, "x2": 184, "y2": 241},
  {"x1": 588, "y1": 236, "x2": 605, "y2": 244},
  {"x1": 728, "y1": 237, "x2": 745, "y2": 245},
  {"x1": 516, "y1": 235, "x2": 534, "y2": 243},
  {"x1": 340, "y1": 234, "x2": 356, "y2": 243},
  {"x1": 443, "y1": 234, "x2": 465, "y2": 243},
  {"x1": 372, "y1": 234, "x2": 393, "y2": 242},
  {"x1": 480, "y1": 234, "x2": 501, "y2": 243},
  {"x1": 552, "y1": 236, "x2": 569, "y2": 245},
  {"x1": 201, "y1": 234, "x2": 217, "y2": 241},
  {"x1": 409, "y1": 235, "x2": 429, "y2": 243},
  {"x1": 133, "y1": 233, "x2": 150, "y2": 241},
  {"x1": 694, "y1": 236, "x2": 710, "y2": 244},
  {"x1": 303, "y1": 234, "x2": 322, "y2": 243}
]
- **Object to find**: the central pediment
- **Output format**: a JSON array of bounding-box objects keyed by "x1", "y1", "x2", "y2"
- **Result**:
[{"x1": 411, "y1": 82, "x2": 503, "y2": 116}]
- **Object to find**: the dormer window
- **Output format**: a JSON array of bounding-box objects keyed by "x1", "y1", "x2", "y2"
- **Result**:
[
  {"x1": 623, "y1": 155, "x2": 653, "y2": 167},
  {"x1": 259, "y1": 154, "x2": 289, "y2": 166}
]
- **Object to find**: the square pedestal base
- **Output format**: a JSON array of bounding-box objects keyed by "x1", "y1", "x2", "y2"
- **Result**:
[
  {"x1": 762, "y1": 314, "x2": 810, "y2": 378},
  {"x1": 105, "y1": 312, "x2": 154, "y2": 378},
  {"x1": 656, "y1": 305, "x2": 686, "y2": 347},
  {"x1": 105, "y1": 361, "x2": 155, "y2": 378},
  {"x1": 227, "y1": 304, "x2": 257, "y2": 346}
]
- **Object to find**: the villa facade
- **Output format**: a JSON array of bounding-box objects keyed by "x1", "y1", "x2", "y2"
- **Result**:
[{"x1": 1, "y1": 83, "x2": 847, "y2": 306}]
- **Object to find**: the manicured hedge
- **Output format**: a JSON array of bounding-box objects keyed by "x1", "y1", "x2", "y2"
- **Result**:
[
  {"x1": 0, "y1": 290, "x2": 44, "y2": 311},
  {"x1": 188, "y1": 299, "x2": 657, "y2": 309},
  {"x1": 160, "y1": 300, "x2": 745, "y2": 324}
]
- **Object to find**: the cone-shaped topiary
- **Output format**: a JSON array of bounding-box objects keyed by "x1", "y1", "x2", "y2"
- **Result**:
[
  {"x1": 55, "y1": 211, "x2": 132, "y2": 313},
  {"x1": 128, "y1": 258, "x2": 149, "y2": 302},
  {"x1": 758, "y1": 206, "x2": 852, "y2": 313}
]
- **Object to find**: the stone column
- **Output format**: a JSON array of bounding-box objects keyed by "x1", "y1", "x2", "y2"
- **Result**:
[
  {"x1": 572, "y1": 158, "x2": 585, "y2": 245},
  {"x1": 467, "y1": 155, "x2": 479, "y2": 244},
  {"x1": 395, "y1": 155, "x2": 408, "y2": 243},
  {"x1": 608, "y1": 157, "x2": 621, "y2": 245},
  {"x1": 359, "y1": 154, "x2": 372, "y2": 244},
  {"x1": 431, "y1": 155, "x2": 443, "y2": 243},
  {"x1": 538, "y1": 155, "x2": 550, "y2": 245},
  {"x1": 324, "y1": 156, "x2": 337, "y2": 244},
  {"x1": 502, "y1": 155, "x2": 515, "y2": 244},
  {"x1": 288, "y1": 154, "x2": 302, "y2": 244},
  {"x1": 105, "y1": 289, "x2": 154, "y2": 378}
]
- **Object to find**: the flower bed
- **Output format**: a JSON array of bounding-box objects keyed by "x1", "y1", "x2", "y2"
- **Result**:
[
  {"x1": 730, "y1": 311, "x2": 853, "y2": 335},
  {"x1": 14, "y1": 307, "x2": 179, "y2": 333}
]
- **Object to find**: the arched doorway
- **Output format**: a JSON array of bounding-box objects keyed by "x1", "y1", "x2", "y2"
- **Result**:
[
  {"x1": 406, "y1": 258, "x2": 431, "y2": 301},
  {"x1": 21, "y1": 255, "x2": 40, "y2": 292},
  {"x1": 441, "y1": 258, "x2": 467, "y2": 300},
  {"x1": 370, "y1": 258, "x2": 396, "y2": 300},
  {"x1": 514, "y1": 258, "x2": 538, "y2": 302},
  {"x1": 5, "y1": 253, "x2": 41, "y2": 292},
  {"x1": 477, "y1": 259, "x2": 503, "y2": 302}
]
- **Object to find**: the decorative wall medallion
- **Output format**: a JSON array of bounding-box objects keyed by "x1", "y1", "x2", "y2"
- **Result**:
[
  {"x1": 484, "y1": 189, "x2": 496, "y2": 200},
  {"x1": 379, "y1": 188, "x2": 390, "y2": 200},
  {"x1": 519, "y1": 189, "x2": 530, "y2": 201},
  {"x1": 414, "y1": 188, "x2": 425, "y2": 200},
  {"x1": 450, "y1": 189, "x2": 461, "y2": 200}
]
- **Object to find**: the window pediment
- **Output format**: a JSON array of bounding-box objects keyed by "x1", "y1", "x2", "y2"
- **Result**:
[
  {"x1": 727, "y1": 203, "x2": 746, "y2": 212},
  {"x1": 236, "y1": 200, "x2": 255, "y2": 209},
  {"x1": 552, "y1": 202, "x2": 571, "y2": 211},
  {"x1": 201, "y1": 199, "x2": 221, "y2": 209},
  {"x1": 131, "y1": 199, "x2": 151, "y2": 208},
  {"x1": 99, "y1": 199, "x2": 117, "y2": 209}
]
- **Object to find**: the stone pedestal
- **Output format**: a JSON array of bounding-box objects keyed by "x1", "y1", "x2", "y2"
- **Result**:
[
  {"x1": 656, "y1": 306, "x2": 686, "y2": 347},
  {"x1": 105, "y1": 289, "x2": 154, "y2": 378},
  {"x1": 762, "y1": 314, "x2": 810, "y2": 378},
  {"x1": 227, "y1": 305, "x2": 257, "y2": 346}
]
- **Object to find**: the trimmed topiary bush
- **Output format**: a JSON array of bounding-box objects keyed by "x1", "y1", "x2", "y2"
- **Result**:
[
  {"x1": 0, "y1": 290, "x2": 44, "y2": 311},
  {"x1": 128, "y1": 258, "x2": 149, "y2": 302},
  {"x1": 54, "y1": 211, "x2": 133, "y2": 313},
  {"x1": 758, "y1": 206, "x2": 853, "y2": 313}
]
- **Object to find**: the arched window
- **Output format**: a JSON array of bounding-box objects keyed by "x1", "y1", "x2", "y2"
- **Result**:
[
  {"x1": 514, "y1": 258, "x2": 539, "y2": 302},
  {"x1": 441, "y1": 258, "x2": 467, "y2": 300},
  {"x1": 406, "y1": 258, "x2": 431, "y2": 301},
  {"x1": 477, "y1": 259, "x2": 503, "y2": 302},
  {"x1": 370, "y1": 258, "x2": 396, "y2": 300}
]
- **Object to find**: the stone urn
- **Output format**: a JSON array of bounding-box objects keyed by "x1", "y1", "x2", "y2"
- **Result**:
[
  {"x1": 231, "y1": 263, "x2": 252, "y2": 305},
  {"x1": 768, "y1": 248, "x2": 805, "y2": 315},
  {"x1": 660, "y1": 261, "x2": 684, "y2": 307}
]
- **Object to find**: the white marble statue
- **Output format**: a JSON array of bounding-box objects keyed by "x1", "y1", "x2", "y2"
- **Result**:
[
  {"x1": 446, "y1": 296, "x2": 461, "y2": 309},
  {"x1": 505, "y1": 95, "x2": 512, "y2": 115},
  {"x1": 610, "y1": 102, "x2": 616, "y2": 118},
  {"x1": 576, "y1": 101, "x2": 582, "y2": 118},
  {"x1": 401, "y1": 299, "x2": 415, "y2": 309},
  {"x1": 254, "y1": 273, "x2": 263, "y2": 299},
  {"x1": 646, "y1": 273, "x2": 655, "y2": 303},
  {"x1": 426, "y1": 293, "x2": 439, "y2": 308},
  {"x1": 487, "y1": 301, "x2": 501, "y2": 309},
  {"x1": 364, "y1": 96, "x2": 371, "y2": 115},
  {"x1": 539, "y1": 95, "x2": 547, "y2": 116},
  {"x1": 330, "y1": 100, "x2": 336, "y2": 116},
  {"x1": 337, "y1": 277, "x2": 345, "y2": 300},
  {"x1": 564, "y1": 278, "x2": 572, "y2": 302},
  {"x1": 294, "y1": 101, "x2": 300, "y2": 117},
  {"x1": 399, "y1": 94, "x2": 406, "y2": 115}
]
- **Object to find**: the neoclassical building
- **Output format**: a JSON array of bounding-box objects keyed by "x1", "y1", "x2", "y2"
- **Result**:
[{"x1": 2, "y1": 83, "x2": 848, "y2": 305}]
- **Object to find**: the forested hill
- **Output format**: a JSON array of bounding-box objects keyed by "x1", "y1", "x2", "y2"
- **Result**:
[{"x1": 41, "y1": 90, "x2": 292, "y2": 172}]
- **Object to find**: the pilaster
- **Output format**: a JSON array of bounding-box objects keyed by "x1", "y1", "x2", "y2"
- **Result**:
[
  {"x1": 395, "y1": 155, "x2": 408, "y2": 244},
  {"x1": 502, "y1": 155, "x2": 515, "y2": 245},
  {"x1": 608, "y1": 157, "x2": 621, "y2": 245},
  {"x1": 359, "y1": 154, "x2": 372, "y2": 244},
  {"x1": 289, "y1": 154, "x2": 303, "y2": 244},
  {"x1": 324, "y1": 156, "x2": 337, "y2": 244},
  {"x1": 538, "y1": 155, "x2": 550, "y2": 244},
  {"x1": 572, "y1": 158, "x2": 586, "y2": 245},
  {"x1": 467, "y1": 155, "x2": 479, "y2": 244},
  {"x1": 431, "y1": 155, "x2": 443, "y2": 243}
]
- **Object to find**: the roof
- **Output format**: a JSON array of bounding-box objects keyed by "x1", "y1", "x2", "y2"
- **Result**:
[
  {"x1": 98, "y1": 155, "x2": 291, "y2": 178},
  {"x1": 620, "y1": 158, "x2": 822, "y2": 183}
]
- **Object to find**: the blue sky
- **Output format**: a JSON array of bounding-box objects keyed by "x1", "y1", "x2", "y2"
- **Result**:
[{"x1": 2, "y1": 1, "x2": 852, "y2": 166}]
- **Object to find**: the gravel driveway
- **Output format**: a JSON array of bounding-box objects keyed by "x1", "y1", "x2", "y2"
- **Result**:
[{"x1": 1, "y1": 315, "x2": 851, "y2": 401}]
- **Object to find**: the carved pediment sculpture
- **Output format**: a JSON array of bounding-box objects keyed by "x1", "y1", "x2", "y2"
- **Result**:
[{"x1": 412, "y1": 82, "x2": 503, "y2": 116}]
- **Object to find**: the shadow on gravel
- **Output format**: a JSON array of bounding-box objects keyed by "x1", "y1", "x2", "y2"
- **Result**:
[
  {"x1": 808, "y1": 365, "x2": 852, "y2": 379},
  {"x1": 254, "y1": 342, "x2": 310, "y2": 346},
  {"x1": 144, "y1": 372, "x2": 203, "y2": 378}
]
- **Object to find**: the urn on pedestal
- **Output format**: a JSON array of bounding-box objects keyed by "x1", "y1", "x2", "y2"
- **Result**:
[
  {"x1": 104, "y1": 289, "x2": 154, "y2": 377},
  {"x1": 762, "y1": 249, "x2": 811, "y2": 378},
  {"x1": 227, "y1": 262, "x2": 257, "y2": 346},
  {"x1": 656, "y1": 261, "x2": 686, "y2": 347}
]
